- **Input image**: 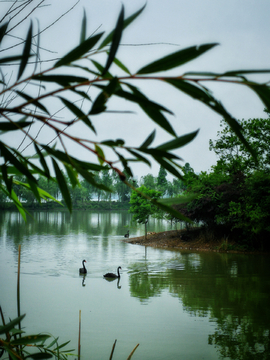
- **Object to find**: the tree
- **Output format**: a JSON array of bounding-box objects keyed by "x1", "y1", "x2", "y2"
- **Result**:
[
  {"x1": 140, "y1": 174, "x2": 156, "y2": 190},
  {"x1": 171, "y1": 177, "x2": 186, "y2": 196},
  {"x1": 172, "y1": 116, "x2": 270, "y2": 249},
  {"x1": 1, "y1": 4, "x2": 270, "y2": 221},
  {"x1": 113, "y1": 171, "x2": 133, "y2": 202},
  {"x1": 209, "y1": 116, "x2": 270, "y2": 175},
  {"x1": 101, "y1": 170, "x2": 113, "y2": 203},
  {"x1": 157, "y1": 166, "x2": 167, "y2": 194},
  {"x1": 129, "y1": 185, "x2": 162, "y2": 239},
  {"x1": 226, "y1": 171, "x2": 270, "y2": 246}
]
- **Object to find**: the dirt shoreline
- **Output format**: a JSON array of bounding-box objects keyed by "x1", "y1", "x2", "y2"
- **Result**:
[
  {"x1": 125, "y1": 229, "x2": 223, "y2": 252},
  {"x1": 125, "y1": 229, "x2": 269, "y2": 254}
]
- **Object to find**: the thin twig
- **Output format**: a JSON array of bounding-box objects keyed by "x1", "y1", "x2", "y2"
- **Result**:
[
  {"x1": 126, "y1": 343, "x2": 139, "y2": 360},
  {"x1": 78, "y1": 310, "x2": 81, "y2": 360},
  {"x1": 109, "y1": 339, "x2": 117, "y2": 360}
]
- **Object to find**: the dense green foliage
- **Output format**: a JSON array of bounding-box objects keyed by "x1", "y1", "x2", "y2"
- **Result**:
[
  {"x1": 129, "y1": 185, "x2": 162, "y2": 238},
  {"x1": 0, "y1": 313, "x2": 73, "y2": 360},
  {"x1": 173, "y1": 116, "x2": 270, "y2": 250},
  {"x1": 209, "y1": 115, "x2": 270, "y2": 174}
]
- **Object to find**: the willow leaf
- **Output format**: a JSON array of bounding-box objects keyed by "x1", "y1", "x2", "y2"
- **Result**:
[
  {"x1": 140, "y1": 130, "x2": 156, "y2": 148},
  {"x1": 126, "y1": 149, "x2": 151, "y2": 166},
  {"x1": 90, "y1": 77, "x2": 120, "y2": 115},
  {"x1": 28, "y1": 178, "x2": 40, "y2": 203},
  {"x1": 157, "y1": 130, "x2": 199, "y2": 151},
  {"x1": 32, "y1": 74, "x2": 88, "y2": 85},
  {"x1": 0, "y1": 121, "x2": 33, "y2": 132},
  {"x1": 248, "y1": 83, "x2": 270, "y2": 113},
  {"x1": 80, "y1": 9, "x2": 87, "y2": 44},
  {"x1": 0, "y1": 55, "x2": 28, "y2": 64},
  {"x1": 0, "y1": 314, "x2": 26, "y2": 335},
  {"x1": 37, "y1": 187, "x2": 63, "y2": 205},
  {"x1": 90, "y1": 60, "x2": 113, "y2": 77},
  {"x1": 34, "y1": 144, "x2": 50, "y2": 177},
  {"x1": 17, "y1": 181, "x2": 62, "y2": 205},
  {"x1": 55, "y1": 32, "x2": 104, "y2": 68},
  {"x1": 164, "y1": 78, "x2": 214, "y2": 104},
  {"x1": 47, "y1": 337, "x2": 59, "y2": 349},
  {"x1": 115, "y1": 88, "x2": 172, "y2": 113},
  {"x1": 95, "y1": 144, "x2": 105, "y2": 165},
  {"x1": 164, "y1": 78, "x2": 256, "y2": 157},
  {"x1": 113, "y1": 57, "x2": 131, "y2": 74},
  {"x1": 114, "y1": 150, "x2": 133, "y2": 178},
  {"x1": 53, "y1": 340, "x2": 71, "y2": 351},
  {"x1": 58, "y1": 97, "x2": 96, "y2": 133},
  {"x1": 11, "y1": 190, "x2": 28, "y2": 221},
  {"x1": 0, "y1": 22, "x2": 8, "y2": 44},
  {"x1": 16, "y1": 91, "x2": 49, "y2": 114},
  {"x1": 153, "y1": 157, "x2": 183, "y2": 178},
  {"x1": 11, "y1": 335, "x2": 50, "y2": 345},
  {"x1": 17, "y1": 21, "x2": 32, "y2": 80},
  {"x1": 0, "y1": 143, "x2": 37, "y2": 183},
  {"x1": 142, "y1": 103, "x2": 175, "y2": 135},
  {"x1": 139, "y1": 147, "x2": 180, "y2": 160},
  {"x1": 101, "y1": 139, "x2": 125, "y2": 147},
  {"x1": 25, "y1": 352, "x2": 53, "y2": 359},
  {"x1": 34, "y1": 20, "x2": 40, "y2": 74},
  {"x1": 52, "y1": 159, "x2": 72, "y2": 211},
  {"x1": 1, "y1": 164, "x2": 12, "y2": 194},
  {"x1": 221, "y1": 69, "x2": 270, "y2": 77},
  {"x1": 102, "y1": 5, "x2": 124, "y2": 75},
  {"x1": 137, "y1": 43, "x2": 218, "y2": 74},
  {"x1": 42, "y1": 145, "x2": 105, "y2": 171},
  {"x1": 77, "y1": 168, "x2": 112, "y2": 192},
  {"x1": 99, "y1": 4, "x2": 146, "y2": 49},
  {"x1": 64, "y1": 164, "x2": 79, "y2": 188},
  {"x1": 115, "y1": 87, "x2": 176, "y2": 136}
]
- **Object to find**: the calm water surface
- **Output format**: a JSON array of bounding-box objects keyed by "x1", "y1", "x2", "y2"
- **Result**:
[{"x1": 0, "y1": 210, "x2": 270, "y2": 360}]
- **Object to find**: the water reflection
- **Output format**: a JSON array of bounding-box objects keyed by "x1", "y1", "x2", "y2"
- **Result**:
[
  {"x1": 80, "y1": 274, "x2": 86, "y2": 287},
  {"x1": 103, "y1": 277, "x2": 122, "y2": 289},
  {"x1": 128, "y1": 252, "x2": 270, "y2": 358}
]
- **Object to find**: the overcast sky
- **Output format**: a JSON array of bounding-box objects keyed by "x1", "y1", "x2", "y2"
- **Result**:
[{"x1": 2, "y1": 0, "x2": 270, "y2": 180}]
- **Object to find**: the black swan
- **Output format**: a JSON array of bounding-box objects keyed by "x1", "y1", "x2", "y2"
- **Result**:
[
  {"x1": 103, "y1": 266, "x2": 121, "y2": 278},
  {"x1": 124, "y1": 230, "x2": 129, "y2": 238},
  {"x1": 79, "y1": 260, "x2": 87, "y2": 274}
]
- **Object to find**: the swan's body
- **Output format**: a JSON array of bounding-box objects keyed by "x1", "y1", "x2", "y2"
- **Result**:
[
  {"x1": 124, "y1": 230, "x2": 129, "y2": 238},
  {"x1": 79, "y1": 260, "x2": 87, "y2": 274},
  {"x1": 103, "y1": 266, "x2": 121, "y2": 278}
]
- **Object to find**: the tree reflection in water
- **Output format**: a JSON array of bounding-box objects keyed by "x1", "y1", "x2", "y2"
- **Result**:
[{"x1": 128, "y1": 252, "x2": 270, "y2": 359}]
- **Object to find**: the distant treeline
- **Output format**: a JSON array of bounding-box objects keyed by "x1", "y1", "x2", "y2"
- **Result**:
[{"x1": 0, "y1": 164, "x2": 186, "y2": 210}]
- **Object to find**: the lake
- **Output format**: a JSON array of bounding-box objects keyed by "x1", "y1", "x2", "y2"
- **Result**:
[{"x1": 0, "y1": 210, "x2": 269, "y2": 360}]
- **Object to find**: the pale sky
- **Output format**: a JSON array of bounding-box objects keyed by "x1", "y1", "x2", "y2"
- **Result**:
[{"x1": 1, "y1": 0, "x2": 270, "y2": 179}]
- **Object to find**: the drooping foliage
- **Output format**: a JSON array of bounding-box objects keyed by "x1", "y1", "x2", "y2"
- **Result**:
[{"x1": 1, "y1": 3, "x2": 270, "y2": 222}]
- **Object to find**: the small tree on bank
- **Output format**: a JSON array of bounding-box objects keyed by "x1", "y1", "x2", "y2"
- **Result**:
[{"x1": 129, "y1": 186, "x2": 162, "y2": 239}]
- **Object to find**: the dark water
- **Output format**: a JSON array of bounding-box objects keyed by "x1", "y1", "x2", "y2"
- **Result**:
[{"x1": 0, "y1": 210, "x2": 270, "y2": 360}]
